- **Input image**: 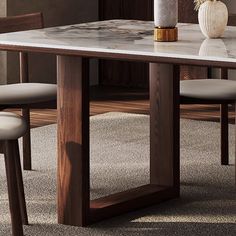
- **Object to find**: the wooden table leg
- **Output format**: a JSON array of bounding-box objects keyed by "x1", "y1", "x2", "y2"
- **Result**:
[
  {"x1": 22, "y1": 108, "x2": 32, "y2": 170},
  {"x1": 89, "y1": 63, "x2": 180, "y2": 223},
  {"x1": 57, "y1": 55, "x2": 90, "y2": 226},
  {"x1": 149, "y1": 63, "x2": 180, "y2": 194},
  {"x1": 57, "y1": 58, "x2": 180, "y2": 226}
]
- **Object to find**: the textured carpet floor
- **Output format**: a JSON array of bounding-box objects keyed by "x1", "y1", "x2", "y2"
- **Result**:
[{"x1": 0, "y1": 112, "x2": 235, "y2": 236}]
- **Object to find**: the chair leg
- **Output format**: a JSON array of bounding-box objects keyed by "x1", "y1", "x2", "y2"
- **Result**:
[
  {"x1": 235, "y1": 103, "x2": 236, "y2": 186},
  {"x1": 4, "y1": 140, "x2": 24, "y2": 236},
  {"x1": 0, "y1": 140, "x2": 3, "y2": 154},
  {"x1": 220, "y1": 104, "x2": 229, "y2": 165},
  {"x1": 22, "y1": 108, "x2": 32, "y2": 170},
  {"x1": 14, "y1": 140, "x2": 29, "y2": 225}
]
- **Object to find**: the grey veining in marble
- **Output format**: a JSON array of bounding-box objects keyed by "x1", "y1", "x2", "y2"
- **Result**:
[{"x1": 0, "y1": 20, "x2": 236, "y2": 64}]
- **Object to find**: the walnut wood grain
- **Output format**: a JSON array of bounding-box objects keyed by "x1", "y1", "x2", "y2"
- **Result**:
[
  {"x1": 220, "y1": 69, "x2": 229, "y2": 165},
  {"x1": 0, "y1": 12, "x2": 43, "y2": 34},
  {"x1": 149, "y1": 63, "x2": 180, "y2": 191},
  {"x1": 178, "y1": 0, "x2": 198, "y2": 24},
  {"x1": 13, "y1": 140, "x2": 28, "y2": 225},
  {"x1": 57, "y1": 56, "x2": 180, "y2": 226},
  {"x1": 221, "y1": 104, "x2": 229, "y2": 165},
  {"x1": 57, "y1": 56, "x2": 90, "y2": 226},
  {"x1": 4, "y1": 140, "x2": 24, "y2": 236},
  {"x1": 19, "y1": 52, "x2": 32, "y2": 170},
  {"x1": 90, "y1": 184, "x2": 176, "y2": 223},
  {"x1": 21, "y1": 108, "x2": 32, "y2": 170},
  {"x1": 180, "y1": 65, "x2": 208, "y2": 81}
]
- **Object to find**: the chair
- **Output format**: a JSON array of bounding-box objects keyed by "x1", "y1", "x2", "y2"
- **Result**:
[
  {"x1": 0, "y1": 112, "x2": 28, "y2": 236},
  {"x1": 0, "y1": 13, "x2": 57, "y2": 170},
  {"x1": 180, "y1": 15, "x2": 236, "y2": 166},
  {"x1": 180, "y1": 69, "x2": 232, "y2": 165}
]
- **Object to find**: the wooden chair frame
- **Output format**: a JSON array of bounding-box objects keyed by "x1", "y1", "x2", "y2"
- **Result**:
[
  {"x1": 180, "y1": 13, "x2": 236, "y2": 166},
  {"x1": 1, "y1": 139, "x2": 28, "y2": 236},
  {"x1": 0, "y1": 13, "x2": 56, "y2": 170},
  {"x1": 181, "y1": 67, "x2": 231, "y2": 165}
]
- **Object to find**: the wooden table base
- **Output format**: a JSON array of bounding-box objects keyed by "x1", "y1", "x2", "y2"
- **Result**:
[
  {"x1": 57, "y1": 56, "x2": 180, "y2": 226},
  {"x1": 90, "y1": 184, "x2": 177, "y2": 223}
]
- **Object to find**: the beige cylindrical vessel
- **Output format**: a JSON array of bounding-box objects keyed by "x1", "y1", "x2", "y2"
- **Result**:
[
  {"x1": 154, "y1": 0, "x2": 178, "y2": 42},
  {"x1": 154, "y1": 0, "x2": 178, "y2": 28}
]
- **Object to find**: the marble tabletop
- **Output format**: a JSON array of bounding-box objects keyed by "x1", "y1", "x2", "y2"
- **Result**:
[{"x1": 0, "y1": 20, "x2": 236, "y2": 65}]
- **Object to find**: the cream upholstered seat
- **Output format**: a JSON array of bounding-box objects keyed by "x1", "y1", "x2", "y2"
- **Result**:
[
  {"x1": 180, "y1": 79, "x2": 236, "y2": 101},
  {"x1": 0, "y1": 112, "x2": 27, "y2": 140},
  {"x1": 0, "y1": 83, "x2": 57, "y2": 105},
  {"x1": 180, "y1": 78, "x2": 236, "y2": 166}
]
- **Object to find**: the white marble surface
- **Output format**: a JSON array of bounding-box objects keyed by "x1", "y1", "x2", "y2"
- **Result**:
[{"x1": 0, "y1": 20, "x2": 236, "y2": 64}]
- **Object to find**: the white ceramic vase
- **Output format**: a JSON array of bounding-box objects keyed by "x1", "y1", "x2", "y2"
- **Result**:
[{"x1": 198, "y1": 0, "x2": 228, "y2": 38}]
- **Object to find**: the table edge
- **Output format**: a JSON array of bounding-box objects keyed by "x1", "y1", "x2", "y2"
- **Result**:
[{"x1": 0, "y1": 43, "x2": 236, "y2": 69}]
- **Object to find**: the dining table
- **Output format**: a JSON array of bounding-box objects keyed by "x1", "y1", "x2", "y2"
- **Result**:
[{"x1": 0, "y1": 19, "x2": 235, "y2": 227}]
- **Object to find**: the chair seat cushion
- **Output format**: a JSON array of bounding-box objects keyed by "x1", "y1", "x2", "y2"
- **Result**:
[
  {"x1": 0, "y1": 83, "x2": 57, "y2": 105},
  {"x1": 0, "y1": 112, "x2": 27, "y2": 140},
  {"x1": 180, "y1": 79, "x2": 236, "y2": 101}
]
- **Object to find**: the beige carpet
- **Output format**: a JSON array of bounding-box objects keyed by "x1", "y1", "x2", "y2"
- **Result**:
[{"x1": 0, "y1": 112, "x2": 235, "y2": 236}]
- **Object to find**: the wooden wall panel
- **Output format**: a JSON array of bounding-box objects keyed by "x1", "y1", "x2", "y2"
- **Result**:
[
  {"x1": 122, "y1": 0, "x2": 153, "y2": 20},
  {"x1": 178, "y1": 0, "x2": 198, "y2": 23},
  {"x1": 99, "y1": 0, "x2": 153, "y2": 88},
  {"x1": 99, "y1": 0, "x2": 153, "y2": 23},
  {"x1": 99, "y1": 0, "x2": 122, "y2": 20}
]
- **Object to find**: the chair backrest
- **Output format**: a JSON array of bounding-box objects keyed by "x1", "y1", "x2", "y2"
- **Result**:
[
  {"x1": 0, "y1": 13, "x2": 44, "y2": 83},
  {"x1": 228, "y1": 14, "x2": 236, "y2": 27},
  {"x1": 0, "y1": 12, "x2": 43, "y2": 34}
]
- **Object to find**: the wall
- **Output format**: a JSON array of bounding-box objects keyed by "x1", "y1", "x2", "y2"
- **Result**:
[
  {"x1": 224, "y1": 0, "x2": 236, "y2": 12},
  {"x1": 0, "y1": 0, "x2": 98, "y2": 84}
]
